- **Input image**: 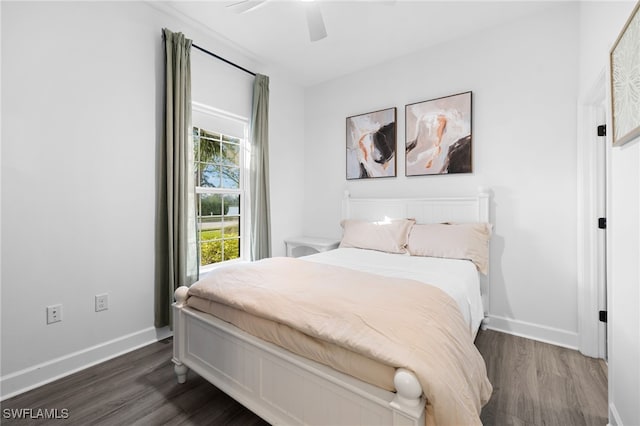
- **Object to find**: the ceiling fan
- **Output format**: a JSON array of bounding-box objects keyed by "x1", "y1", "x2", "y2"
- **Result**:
[{"x1": 227, "y1": 0, "x2": 328, "y2": 42}]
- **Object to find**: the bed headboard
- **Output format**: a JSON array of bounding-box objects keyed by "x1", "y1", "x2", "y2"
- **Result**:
[
  {"x1": 342, "y1": 187, "x2": 490, "y2": 224},
  {"x1": 341, "y1": 186, "x2": 491, "y2": 319}
]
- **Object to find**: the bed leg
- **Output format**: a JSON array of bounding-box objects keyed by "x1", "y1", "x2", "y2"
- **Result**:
[
  {"x1": 173, "y1": 359, "x2": 188, "y2": 384},
  {"x1": 173, "y1": 286, "x2": 190, "y2": 384},
  {"x1": 481, "y1": 316, "x2": 490, "y2": 331}
]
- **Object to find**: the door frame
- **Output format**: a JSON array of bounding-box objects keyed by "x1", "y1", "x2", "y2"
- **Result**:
[{"x1": 577, "y1": 68, "x2": 608, "y2": 359}]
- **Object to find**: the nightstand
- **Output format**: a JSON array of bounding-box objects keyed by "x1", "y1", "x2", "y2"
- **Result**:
[{"x1": 284, "y1": 236, "x2": 341, "y2": 258}]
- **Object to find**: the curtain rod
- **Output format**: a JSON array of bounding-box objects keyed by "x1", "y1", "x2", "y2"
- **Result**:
[{"x1": 192, "y1": 44, "x2": 256, "y2": 77}]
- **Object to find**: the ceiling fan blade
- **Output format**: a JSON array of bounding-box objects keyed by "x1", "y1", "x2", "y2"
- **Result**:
[
  {"x1": 227, "y1": 0, "x2": 268, "y2": 14},
  {"x1": 305, "y1": 2, "x2": 327, "y2": 42}
]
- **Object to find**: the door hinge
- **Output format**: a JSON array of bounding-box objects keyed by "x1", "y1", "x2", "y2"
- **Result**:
[
  {"x1": 599, "y1": 310, "x2": 607, "y2": 323},
  {"x1": 598, "y1": 217, "x2": 607, "y2": 229},
  {"x1": 597, "y1": 125, "x2": 607, "y2": 137}
]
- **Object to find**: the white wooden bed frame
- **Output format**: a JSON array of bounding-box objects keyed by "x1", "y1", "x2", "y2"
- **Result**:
[{"x1": 172, "y1": 187, "x2": 491, "y2": 426}]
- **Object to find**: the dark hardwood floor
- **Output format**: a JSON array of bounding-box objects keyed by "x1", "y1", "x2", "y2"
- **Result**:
[
  {"x1": 476, "y1": 330, "x2": 608, "y2": 426},
  {"x1": 1, "y1": 330, "x2": 607, "y2": 425}
]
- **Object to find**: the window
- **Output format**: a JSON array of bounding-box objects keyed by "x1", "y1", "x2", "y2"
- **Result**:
[{"x1": 193, "y1": 106, "x2": 248, "y2": 268}]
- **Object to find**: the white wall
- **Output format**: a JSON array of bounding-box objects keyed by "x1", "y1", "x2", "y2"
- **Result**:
[
  {"x1": 608, "y1": 140, "x2": 640, "y2": 426},
  {"x1": 267, "y1": 75, "x2": 306, "y2": 256},
  {"x1": 0, "y1": 0, "x2": 305, "y2": 399},
  {"x1": 579, "y1": 3, "x2": 640, "y2": 424},
  {"x1": 303, "y1": 3, "x2": 580, "y2": 347},
  {"x1": 578, "y1": 1, "x2": 637, "y2": 96}
]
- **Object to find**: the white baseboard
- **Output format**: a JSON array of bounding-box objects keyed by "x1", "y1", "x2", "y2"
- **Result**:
[
  {"x1": 609, "y1": 402, "x2": 622, "y2": 426},
  {"x1": 0, "y1": 326, "x2": 173, "y2": 401},
  {"x1": 484, "y1": 314, "x2": 579, "y2": 350}
]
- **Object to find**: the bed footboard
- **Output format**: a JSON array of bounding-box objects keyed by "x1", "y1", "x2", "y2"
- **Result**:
[{"x1": 172, "y1": 286, "x2": 426, "y2": 426}]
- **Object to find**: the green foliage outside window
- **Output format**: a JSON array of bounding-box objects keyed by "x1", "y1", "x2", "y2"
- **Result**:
[
  {"x1": 200, "y1": 236, "x2": 240, "y2": 265},
  {"x1": 194, "y1": 126, "x2": 243, "y2": 266}
]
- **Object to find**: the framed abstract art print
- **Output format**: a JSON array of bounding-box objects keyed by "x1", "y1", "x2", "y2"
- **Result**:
[
  {"x1": 346, "y1": 107, "x2": 397, "y2": 179},
  {"x1": 405, "y1": 91, "x2": 472, "y2": 176}
]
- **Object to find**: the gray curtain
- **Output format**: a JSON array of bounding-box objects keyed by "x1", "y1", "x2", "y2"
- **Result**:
[
  {"x1": 250, "y1": 74, "x2": 271, "y2": 260},
  {"x1": 155, "y1": 28, "x2": 198, "y2": 328}
]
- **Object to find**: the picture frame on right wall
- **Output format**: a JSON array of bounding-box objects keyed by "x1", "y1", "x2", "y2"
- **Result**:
[
  {"x1": 610, "y1": 1, "x2": 640, "y2": 147},
  {"x1": 405, "y1": 91, "x2": 472, "y2": 176}
]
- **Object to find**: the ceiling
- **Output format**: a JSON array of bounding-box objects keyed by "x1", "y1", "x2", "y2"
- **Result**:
[{"x1": 165, "y1": 1, "x2": 558, "y2": 86}]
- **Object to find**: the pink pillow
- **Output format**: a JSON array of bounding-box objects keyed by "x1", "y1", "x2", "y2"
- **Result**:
[
  {"x1": 339, "y1": 219, "x2": 416, "y2": 254},
  {"x1": 407, "y1": 223, "x2": 492, "y2": 274}
]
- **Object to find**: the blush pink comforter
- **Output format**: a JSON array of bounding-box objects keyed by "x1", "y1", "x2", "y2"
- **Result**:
[{"x1": 188, "y1": 257, "x2": 492, "y2": 425}]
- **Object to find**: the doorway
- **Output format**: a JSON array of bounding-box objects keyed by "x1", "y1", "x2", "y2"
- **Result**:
[
  {"x1": 577, "y1": 69, "x2": 608, "y2": 359},
  {"x1": 595, "y1": 102, "x2": 607, "y2": 360}
]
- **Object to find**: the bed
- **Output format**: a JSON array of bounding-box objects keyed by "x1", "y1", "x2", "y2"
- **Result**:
[{"x1": 172, "y1": 188, "x2": 492, "y2": 426}]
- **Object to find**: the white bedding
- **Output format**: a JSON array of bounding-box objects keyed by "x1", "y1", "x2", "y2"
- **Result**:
[{"x1": 302, "y1": 247, "x2": 484, "y2": 338}]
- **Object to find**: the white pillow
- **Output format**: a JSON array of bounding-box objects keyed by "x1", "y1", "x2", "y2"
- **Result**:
[
  {"x1": 339, "y1": 219, "x2": 416, "y2": 254},
  {"x1": 407, "y1": 223, "x2": 492, "y2": 274}
]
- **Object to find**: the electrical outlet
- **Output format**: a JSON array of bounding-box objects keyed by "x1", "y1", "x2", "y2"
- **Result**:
[
  {"x1": 95, "y1": 294, "x2": 109, "y2": 312},
  {"x1": 47, "y1": 304, "x2": 62, "y2": 324}
]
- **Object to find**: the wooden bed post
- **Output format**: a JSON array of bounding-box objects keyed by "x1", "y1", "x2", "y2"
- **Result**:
[
  {"x1": 477, "y1": 186, "x2": 490, "y2": 223},
  {"x1": 390, "y1": 368, "x2": 426, "y2": 424},
  {"x1": 172, "y1": 286, "x2": 190, "y2": 384},
  {"x1": 393, "y1": 368, "x2": 422, "y2": 407},
  {"x1": 342, "y1": 190, "x2": 351, "y2": 220}
]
